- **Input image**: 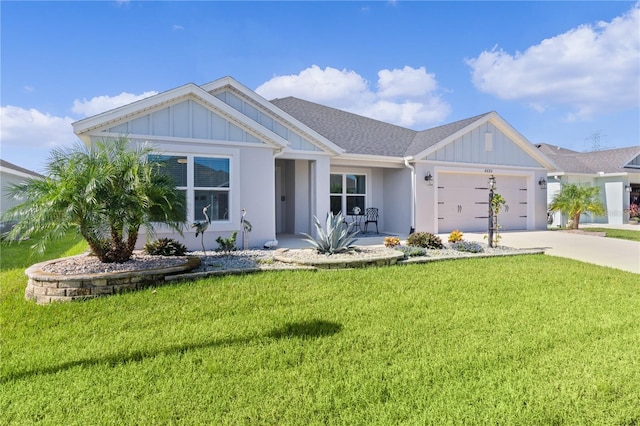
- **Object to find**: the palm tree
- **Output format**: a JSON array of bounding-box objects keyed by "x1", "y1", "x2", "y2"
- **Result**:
[
  {"x1": 548, "y1": 183, "x2": 605, "y2": 229},
  {"x1": 4, "y1": 137, "x2": 186, "y2": 263}
]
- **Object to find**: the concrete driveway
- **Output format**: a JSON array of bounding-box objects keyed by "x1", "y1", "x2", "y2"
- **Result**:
[{"x1": 459, "y1": 225, "x2": 640, "y2": 274}]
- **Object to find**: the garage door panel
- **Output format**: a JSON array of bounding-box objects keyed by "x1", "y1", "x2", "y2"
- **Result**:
[
  {"x1": 497, "y1": 181, "x2": 527, "y2": 231},
  {"x1": 437, "y1": 173, "x2": 527, "y2": 233}
]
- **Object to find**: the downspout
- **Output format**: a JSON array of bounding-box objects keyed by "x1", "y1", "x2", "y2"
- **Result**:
[{"x1": 403, "y1": 157, "x2": 416, "y2": 234}]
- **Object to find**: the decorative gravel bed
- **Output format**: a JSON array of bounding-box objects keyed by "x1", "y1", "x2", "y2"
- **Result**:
[
  {"x1": 41, "y1": 253, "x2": 189, "y2": 275},
  {"x1": 42, "y1": 244, "x2": 543, "y2": 276}
]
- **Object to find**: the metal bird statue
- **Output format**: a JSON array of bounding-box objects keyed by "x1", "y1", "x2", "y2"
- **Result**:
[
  {"x1": 241, "y1": 208, "x2": 252, "y2": 249},
  {"x1": 192, "y1": 204, "x2": 210, "y2": 254},
  {"x1": 241, "y1": 208, "x2": 252, "y2": 232}
]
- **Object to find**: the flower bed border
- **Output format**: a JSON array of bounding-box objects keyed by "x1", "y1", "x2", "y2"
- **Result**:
[{"x1": 25, "y1": 255, "x2": 201, "y2": 304}]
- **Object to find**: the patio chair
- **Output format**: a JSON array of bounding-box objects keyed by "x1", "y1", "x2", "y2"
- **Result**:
[{"x1": 363, "y1": 207, "x2": 379, "y2": 234}]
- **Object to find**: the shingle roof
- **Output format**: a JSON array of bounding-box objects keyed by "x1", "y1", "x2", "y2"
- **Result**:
[
  {"x1": 270, "y1": 97, "x2": 416, "y2": 156},
  {"x1": 270, "y1": 97, "x2": 492, "y2": 158},
  {"x1": 537, "y1": 143, "x2": 640, "y2": 174}
]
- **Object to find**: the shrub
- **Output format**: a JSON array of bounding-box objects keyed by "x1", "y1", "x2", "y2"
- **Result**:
[
  {"x1": 451, "y1": 241, "x2": 484, "y2": 253},
  {"x1": 406, "y1": 232, "x2": 444, "y2": 249},
  {"x1": 216, "y1": 231, "x2": 237, "y2": 254},
  {"x1": 3, "y1": 137, "x2": 186, "y2": 263},
  {"x1": 302, "y1": 212, "x2": 358, "y2": 255},
  {"x1": 384, "y1": 236, "x2": 401, "y2": 248},
  {"x1": 395, "y1": 245, "x2": 427, "y2": 258},
  {"x1": 143, "y1": 238, "x2": 187, "y2": 256},
  {"x1": 448, "y1": 229, "x2": 463, "y2": 243}
]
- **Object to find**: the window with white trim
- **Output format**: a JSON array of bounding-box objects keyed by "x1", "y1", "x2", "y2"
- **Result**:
[
  {"x1": 330, "y1": 173, "x2": 366, "y2": 215},
  {"x1": 150, "y1": 155, "x2": 230, "y2": 222}
]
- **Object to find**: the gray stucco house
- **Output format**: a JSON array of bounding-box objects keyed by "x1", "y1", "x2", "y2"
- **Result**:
[
  {"x1": 537, "y1": 143, "x2": 640, "y2": 226},
  {"x1": 73, "y1": 76, "x2": 556, "y2": 250}
]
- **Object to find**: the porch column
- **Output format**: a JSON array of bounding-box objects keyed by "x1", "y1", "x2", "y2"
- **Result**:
[{"x1": 312, "y1": 157, "x2": 331, "y2": 229}]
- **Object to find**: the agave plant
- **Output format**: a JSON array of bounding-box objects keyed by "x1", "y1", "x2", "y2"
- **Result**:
[{"x1": 302, "y1": 212, "x2": 359, "y2": 255}]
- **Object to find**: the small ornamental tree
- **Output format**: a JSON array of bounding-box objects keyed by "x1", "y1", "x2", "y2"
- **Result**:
[
  {"x1": 3, "y1": 137, "x2": 186, "y2": 263},
  {"x1": 548, "y1": 183, "x2": 605, "y2": 229}
]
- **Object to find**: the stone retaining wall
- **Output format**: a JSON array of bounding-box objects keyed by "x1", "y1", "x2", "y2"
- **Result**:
[{"x1": 25, "y1": 256, "x2": 200, "y2": 304}]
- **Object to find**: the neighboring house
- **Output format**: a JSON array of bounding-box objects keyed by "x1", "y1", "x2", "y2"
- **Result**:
[
  {"x1": 1, "y1": 159, "x2": 44, "y2": 214},
  {"x1": 537, "y1": 144, "x2": 640, "y2": 226},
  {"x1": 73, "y1": 76, "x2": 556, "y2": 250},
  {"x1": 0, "y1": 159, "x2": 44, "y2": 233}
]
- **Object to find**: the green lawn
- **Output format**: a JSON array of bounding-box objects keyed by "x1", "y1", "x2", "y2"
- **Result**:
[
  {"x1": 582, "y1": 227, "x2": 640, "y2": 242},
  {"x1": 2, "y1": 237, "x2": 639, "y2": 425}
]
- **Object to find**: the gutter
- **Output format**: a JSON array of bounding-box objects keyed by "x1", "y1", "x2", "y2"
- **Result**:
[
  {"x1": 403, "y1": 157, "x2": 416, "y2": 234},
  {"x1": 274, "y1": 147, "x2": 285, "y2": 158}
]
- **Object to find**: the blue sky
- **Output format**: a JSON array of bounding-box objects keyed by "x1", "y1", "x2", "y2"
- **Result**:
[{"x1": 1, "y1": 1, "x2": 638, "y2": 173}]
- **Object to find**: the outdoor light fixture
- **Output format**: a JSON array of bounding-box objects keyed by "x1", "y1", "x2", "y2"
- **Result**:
[
  {"x1": 538, "y1": 177, "x2": 547, "y2": 189},
  {"x1": 424, "y1": 172, "x2": 433, "y2": 185},
  {"x1": 488, "y1": 175, "x2": 496, "y2": 190},
  {"x1": 626, "y1": 185, "x2": 632, "y2": 192}
]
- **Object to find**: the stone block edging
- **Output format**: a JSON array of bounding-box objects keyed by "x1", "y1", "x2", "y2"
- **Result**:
[
  {"x1": 25, "y1": 255, "x2": 201, "y2": 304},
  {"x1": 272, "y1": 248, "x2": 406, "y2": 269}
]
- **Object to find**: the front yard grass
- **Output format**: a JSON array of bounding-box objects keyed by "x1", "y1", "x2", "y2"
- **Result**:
[
  {"x1": 1, "y1": 237, "x2": 639, "y2": 424},
  {"x1": 582, "y1": 227, "x2": 640, "y2": 242}
]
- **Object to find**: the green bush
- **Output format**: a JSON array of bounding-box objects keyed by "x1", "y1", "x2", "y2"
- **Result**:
[
  {"x1": 450, "y1": 241, "x2": 484, "y2": 253},
  {"x1": 143, "y1": 238, "x2": 187, "y2": 256},
  {"x1": 406, "y1": 232, "x2": 444, "y2": 249},
  {"x1": 395, "y1": 245, "x2": 427, "y2": 258},
  {"x1": 216, "y1": 231, "x2": 237, "y2": 254}
]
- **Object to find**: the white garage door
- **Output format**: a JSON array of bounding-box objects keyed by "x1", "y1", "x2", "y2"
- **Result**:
[{"x1": 437, "y1": 173, "x2": 527, "y2": 233}]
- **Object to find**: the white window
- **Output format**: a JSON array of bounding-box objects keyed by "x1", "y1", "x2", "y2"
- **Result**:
[
  {"x1": 150, "y1": 155, "x2": 231, "y2": 222},
  {"x1": 330, "y1": 173, "x2": 366, "y2": 215}
]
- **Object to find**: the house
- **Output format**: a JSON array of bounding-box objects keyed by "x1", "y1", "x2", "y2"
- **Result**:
[
  {"x1": 72, "y1": 76, "x2": 556, "y2": 250},
  {"x1": 0, "y1": 159, "x2": 44, "y2": 234},
  {"x1": 537, "y1": 143, "x2": 640, "y2": 226}
]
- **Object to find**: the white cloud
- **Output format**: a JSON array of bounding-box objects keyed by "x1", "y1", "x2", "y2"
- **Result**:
[
  {"x1": 377, "y1": 66, "x2": 438, "y2": 99},
  {"x1": 256, "y1": 65, "x2": 450, "y2": 128},
  {"x1": 466, "y1": 3, "x2": 640, "y2": 120},
  {"x1": 72, "y1": 91, "x2": 158, "y2": 117},
  {"x1": 257, "y1": 65, "x2": 372, "y2": 108},
  {"x1": 1, "y1": 90, "x2": 159, "y2": 170},
  {"x1": 0, "y1": 105, "x2": 76, "y2": 149},
  {"x1": 172, "y1": 24, "x2": 184, "y2": 31}
]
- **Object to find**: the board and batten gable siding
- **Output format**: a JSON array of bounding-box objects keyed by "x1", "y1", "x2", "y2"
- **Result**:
[
  {"x1": 106, "y1": 98, "x2": 263, "y2": 144},
  {"x1": 213, "y1": 89, "x2": 322, "y2": 152},
  {"x1": 627, "y1": 154, "x2": 640, "y2": 168},
  {"x1": 425, "y1": 122, "x2": 540, "y2": 168}
]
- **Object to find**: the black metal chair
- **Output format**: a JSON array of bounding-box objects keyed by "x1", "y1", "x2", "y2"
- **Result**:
[{"x1": 363, "y1": 207, "x2": 379, "y2": 234}]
